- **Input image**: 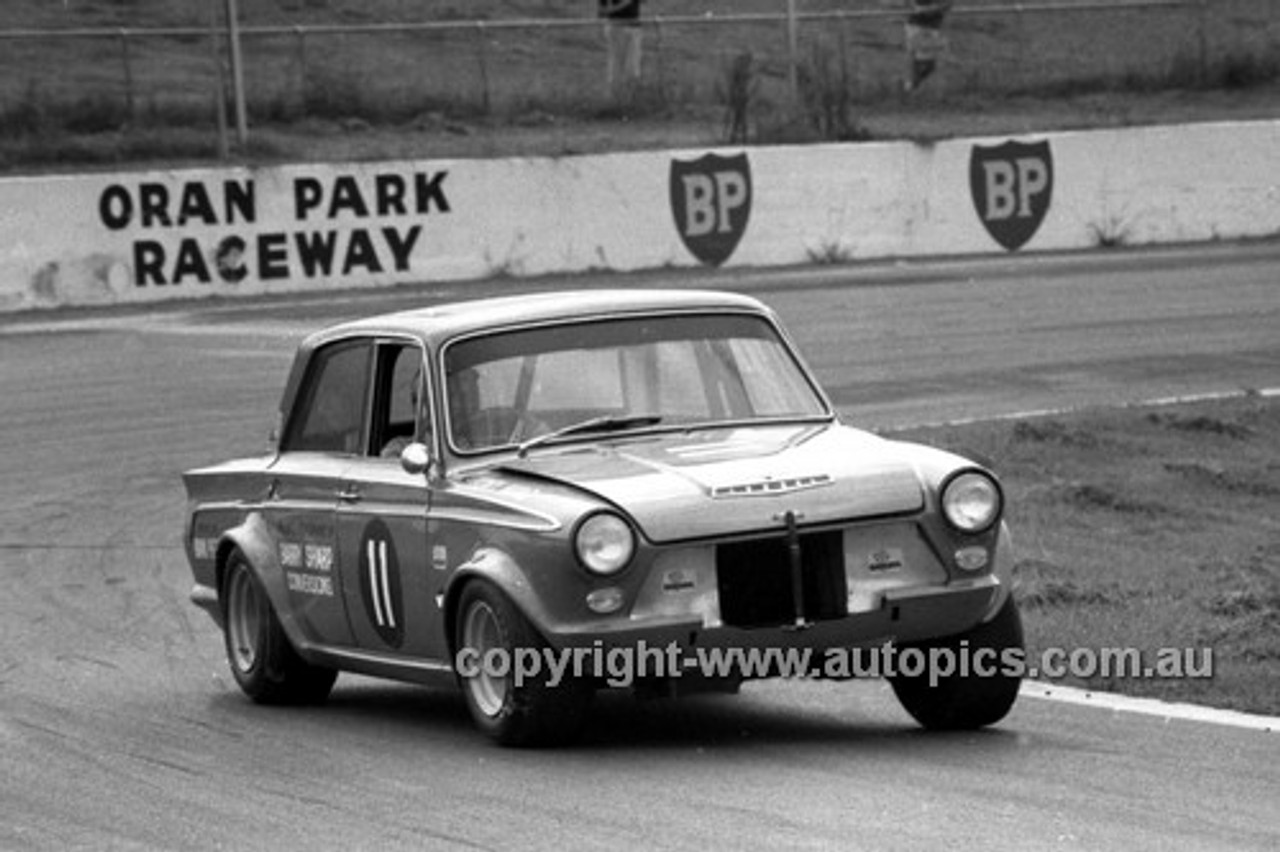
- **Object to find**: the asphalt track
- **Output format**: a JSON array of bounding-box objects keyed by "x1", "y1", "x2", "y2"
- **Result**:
[{"x1": 1, "y1": 242, "x2": 1277, "y2": 850}]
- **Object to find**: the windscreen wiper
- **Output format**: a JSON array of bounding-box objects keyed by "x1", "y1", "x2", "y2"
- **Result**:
[{"x1": 516, "y1": 414, "x2": 663, "y2": 458}]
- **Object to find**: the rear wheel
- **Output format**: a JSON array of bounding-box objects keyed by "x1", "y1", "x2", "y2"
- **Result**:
[
  {"x1": 455, "y1": 580, "x2": 592, "y2": 747},
  {"x1": 222, "y1": 549, "x2": 336, "y2": 705},
  {"x1": 889, "y1": 595, "x2": 1024, "y2": 730}
]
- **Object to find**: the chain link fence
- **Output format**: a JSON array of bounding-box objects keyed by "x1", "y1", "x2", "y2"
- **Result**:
[{"x1": 2, "y1": 0, "x2": 1277, "y2": 146}]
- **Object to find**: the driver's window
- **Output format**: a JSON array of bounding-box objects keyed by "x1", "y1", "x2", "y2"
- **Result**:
[{"x1": 371, "y1": 342, "x2": 430, "y2": 460}]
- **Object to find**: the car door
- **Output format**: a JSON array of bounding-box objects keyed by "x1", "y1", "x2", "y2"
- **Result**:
[
  {"x1": 334, "y1": 338, "x2": 444, "y2": 661},
  {"x1": 265, "y1": 337, "x2": 373, "y2": 648}
]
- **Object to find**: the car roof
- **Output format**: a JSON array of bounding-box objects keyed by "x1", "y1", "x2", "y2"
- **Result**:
[
  {"x1": 307, "y1": 288, "x2": 772, "y2": 349},
  {"x1": 278, "y1": 288, "x2": 778, "y2": 420}
]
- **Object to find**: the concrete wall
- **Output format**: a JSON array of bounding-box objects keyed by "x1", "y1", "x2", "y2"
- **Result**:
[{"x1": 1, "y1": 121, "x2": 1277, "y2": 312}]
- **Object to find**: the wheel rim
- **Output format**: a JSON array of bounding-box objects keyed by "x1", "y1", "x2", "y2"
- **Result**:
[
  {"x1": 226, "y1": 566, "x2": 263, "y2": 674},
  {"x1": 461, "y1": 600, "x2": 509, "y2": 718}
]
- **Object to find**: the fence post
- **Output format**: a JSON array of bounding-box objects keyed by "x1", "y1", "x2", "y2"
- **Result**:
[
  {"x1": 1196, "y1": 0, "x2": 1209, "y2": 86},
  {"x1": 475, "y1": 22, "x2": 491, "y2": 115},
  {"x1": 1014, "y1": 3, "x2": 1026, "y2": 88},
  {"x1": 118, "y1": 30, "x2": 135, "y2": 120},
  {"x1": 652, "y1": 17, "x2": 665, "y2": 101},
  {"x1": 294, "y1": 26, "x2": 307, "y2": 114},
  {"x1": 223, "y1": 0, "x2": 248, "y2": 145},
  {"x1": 206, "y1": 5, "x2": 229, "y2": 159},
  {"x1": 786, "y1": 0, "x2": 799, "y2": 105}
]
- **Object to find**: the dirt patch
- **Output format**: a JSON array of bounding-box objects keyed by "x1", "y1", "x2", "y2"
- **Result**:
[
  {"x1": 1012, "y1": 419, "x2": 1101, "y2": 449},
  {"x1": 1053, "y1": 481, "x2": 1172, "y2": 516},
  {"x1": 1164, "y1": 461, "x2": 1280, "y2": 497},
  {"x1": 1146, "y1": 411, "x2": 1256, "y2": 440}
]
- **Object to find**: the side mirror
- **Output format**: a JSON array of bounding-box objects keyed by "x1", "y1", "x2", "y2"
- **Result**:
[{"x1": 399, "y1": 442, "x2": 432, "y2": 476}]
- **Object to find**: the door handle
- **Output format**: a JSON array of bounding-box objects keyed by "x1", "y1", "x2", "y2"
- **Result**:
[{"x1": 337, "y1": 483, "x2": 362, "y2": 503}]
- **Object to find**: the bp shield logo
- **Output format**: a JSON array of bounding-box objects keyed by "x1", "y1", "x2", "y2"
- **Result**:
[
  {"x1": 358, "y1": 519, "x2": 404, "y2": 648},
  {"x1": 970, "y1": 140, "x2": 1053, "y2": 251},
  {"x1": 670, "y1": 153, "x2": 752, "y2": 267}
]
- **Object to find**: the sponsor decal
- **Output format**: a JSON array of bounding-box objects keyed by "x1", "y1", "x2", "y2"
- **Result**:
[
  {"x1": 96, "y1": 170, "x2": 450, "y2": 288},
  {"x1": 969, "y1": 139, "x2": 1053, "y2": 251},
  {"x1": 304, "y1": 543, "x2": 333, "y2": 573},
  {"x1": 282, "y1": 540, "x2": 333, "y2": 595},
  {"x1": 279, "y1": 541, "x2": 303, "y2": 569},
  {"x1": 359, "y1": 519, "x2": 405, "y2": 648},
  {"x1": 662, "y1": 569, "x2": 697, "y2": 593},
  {"x1": 287, "y1": 571, "x2": 334, "y2": 597},
  {"x1": 432, "y1": 544, "x2": 448, "y2": 571},
  {"x1": 670, "y1": 152, "x2": 752, "y2": 267},
  {"x1": 192, "y1": 536, "x2": 215, "y2": 561},
  {"x1": 866, "y1": 547, "x2": 905, "y2": 573}
]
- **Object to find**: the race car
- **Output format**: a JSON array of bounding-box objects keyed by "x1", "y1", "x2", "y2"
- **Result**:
[{"x1": 183, "y1": 289, "x2": 1023, "y2": 745}]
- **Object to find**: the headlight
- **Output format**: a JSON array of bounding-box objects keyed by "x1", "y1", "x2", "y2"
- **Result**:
[
  {"x1": 574, "y1": 512, "x2": 635, "y2": 575},
  {"x1": 940, "y1": 470, "x2": 1002, "y2": 534}
]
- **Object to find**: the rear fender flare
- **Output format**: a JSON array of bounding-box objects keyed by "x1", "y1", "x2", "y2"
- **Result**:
[{"x1": 214, "y1": 514, "x2": 314, "y2": 654}]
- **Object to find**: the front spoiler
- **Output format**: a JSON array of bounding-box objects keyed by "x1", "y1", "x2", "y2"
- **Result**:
[{"x1": 543, "y1": 580, "x2": 1001, "y2": 653}]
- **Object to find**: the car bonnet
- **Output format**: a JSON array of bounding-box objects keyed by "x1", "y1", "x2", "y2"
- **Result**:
[{"x1": 493, "y1": 423, "x2": 925, "y2": 543}]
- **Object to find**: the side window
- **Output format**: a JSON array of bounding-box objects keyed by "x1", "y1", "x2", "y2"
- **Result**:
[
  {"x1": 282, "y1": 341, "x2": 372, "y2": 454},
  {"x1": 370, "y1": 342, "x2": 431, "y2": 459}
]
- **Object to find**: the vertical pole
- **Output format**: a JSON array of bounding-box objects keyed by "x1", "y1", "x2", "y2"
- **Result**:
[
  {"x1": 224, "y1": 0, "x2": 248, "y2": 145},
  {"x1": 652, "y1": 17, "x2": 665, "y2": 102},
  {"x1": 295, "y1": 26, "x2": 307, "y2": 114},
  {"x1": 786, "y1": 0, "x2": 800, "y2": 104},
  {"x1": 119, "y1": 30, "x2": 135, "y2": 120},
  {"x1": 1014, "y1": 3, "x2": 1027, "y2": 90},
  {"x1": 475, "y1": 22, "x2": 491, "y2": 116},
  {"x1": 1196, "y1": 0, "x2": 1209, "y2": 86},
  {"x1": 207, "y1": 5, "x2": 229, "y2": 159}
]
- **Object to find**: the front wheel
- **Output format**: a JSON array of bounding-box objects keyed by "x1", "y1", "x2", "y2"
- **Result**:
[
  {"x1": 889, "y1": 595, "x2": 1024, "y2": 731},
  {"x1": 454, "y1": 580, "x2": 592, "y2": 747},
  {"x1": 221, "y1": 549, "x2": 336, "y2": 705}
]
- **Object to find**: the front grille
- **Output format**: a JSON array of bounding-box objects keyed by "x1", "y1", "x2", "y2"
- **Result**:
[{"x1": 716, "y1": 529, "x2": 846, "y2": 628}]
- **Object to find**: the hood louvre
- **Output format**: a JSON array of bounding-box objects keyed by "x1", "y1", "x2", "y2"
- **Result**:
[{"x1": 711, "y1": 474, "x2": 833, "y2": 499}]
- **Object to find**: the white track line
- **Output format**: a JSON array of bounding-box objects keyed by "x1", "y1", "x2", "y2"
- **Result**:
[
  {"x1": 917, "y1": 388, "x2": 1280, "y2": 732},
  {"x1": 1021, "y1": 682, "x2": 1279, "y2": 733},
  {"x1": 903, "y1": 387, "x2": 1280, "y2": 430}
]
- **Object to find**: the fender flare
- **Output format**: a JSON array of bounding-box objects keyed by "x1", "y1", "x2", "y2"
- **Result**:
[
  {"x1": 214, "y1": 513, "x2": 317, "y2": 658},
  {"x1": 442, "y1": 546, "x2": 557, "y2": 657},
  {"x1": 983, "y1": 521, "x2": 1016, "y2": 622}
]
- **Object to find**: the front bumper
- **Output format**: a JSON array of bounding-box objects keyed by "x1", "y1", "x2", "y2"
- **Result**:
[
  {"x1": 191, "y1": 583, "x2": 223, "y2": 629},
  {"x1": 541, "y1": 577, "x2": 1001, "y2": 654}
]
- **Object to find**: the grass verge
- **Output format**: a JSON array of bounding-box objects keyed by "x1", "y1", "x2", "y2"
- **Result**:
[{"x1": 891, "y1": 393, "x2": 1279, "y2": 716}]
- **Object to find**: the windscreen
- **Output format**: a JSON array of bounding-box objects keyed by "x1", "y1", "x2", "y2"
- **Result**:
[{"x1": 443, "y1": 313, "x2": 828, "y2": 452}]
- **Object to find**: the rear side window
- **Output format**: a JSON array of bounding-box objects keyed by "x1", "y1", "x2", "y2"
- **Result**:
[{"x1": 282, "y1": 340, "x2": 372, "y2": 454}]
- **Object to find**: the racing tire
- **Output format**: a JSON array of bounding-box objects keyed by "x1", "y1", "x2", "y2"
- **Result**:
[
  {"x1": 889, "y1": 595, "x2": 1024, "y2": 731},
  {"x1": 221, "y1": 549, "x2": 337, "y2": 705},
  {"x1": 454, "y1": 580, "x2": 592, "y2": 747}
]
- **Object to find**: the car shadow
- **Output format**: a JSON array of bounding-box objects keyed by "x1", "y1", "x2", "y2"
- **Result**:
[
  {"x1": 209, "y1": 678, "x2": 1024, "y2": 754},
  {"x1": 574, "y1": 689, "x2": 1024, "y2": 754}
]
